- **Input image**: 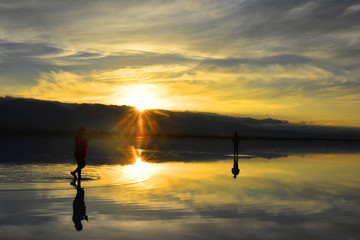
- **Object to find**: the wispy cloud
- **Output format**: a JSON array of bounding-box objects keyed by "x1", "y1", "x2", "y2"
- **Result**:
[
  {"x1": 343, "y1": 4, "x2": 360, "y2": 16},
  {"x1": 1, "y1": 0, "x2": 360, "y2": 126}
]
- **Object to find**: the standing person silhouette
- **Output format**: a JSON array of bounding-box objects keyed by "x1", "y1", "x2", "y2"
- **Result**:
[
  {"x1": 232, "y1": 132, "x2": 240, "y2": 160},
  {"x1": 71, "y1": 128, "x2": 89, "y2": 179}
]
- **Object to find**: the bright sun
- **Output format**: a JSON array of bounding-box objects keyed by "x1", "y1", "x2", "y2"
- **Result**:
[{"x1": 125, "y1": 85, "x2": 158, "y2": 111}]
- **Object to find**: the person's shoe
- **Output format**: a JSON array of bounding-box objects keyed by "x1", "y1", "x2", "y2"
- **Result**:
[
  {"x1": 71, "y1": 171, "x2": 77, "y2": 179},
  {"x1": 70, "y1": 179, "x2": 76, "y2": 186}
]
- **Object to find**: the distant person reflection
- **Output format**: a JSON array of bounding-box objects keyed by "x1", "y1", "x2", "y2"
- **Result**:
[
  {"x1": 232, "y1": 132, "x2": 240, "y2": 160},
  {"x1": 71, "y1": 179, "x2": 88, "y2": 231},
  {"x1": 231, "y1": 159, "x2": 240, "y2": 179}
]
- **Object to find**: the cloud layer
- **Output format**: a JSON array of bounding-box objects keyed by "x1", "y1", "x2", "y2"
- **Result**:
[{"x1": 1, "y1": 0, "x2": 360, "y2": 126}]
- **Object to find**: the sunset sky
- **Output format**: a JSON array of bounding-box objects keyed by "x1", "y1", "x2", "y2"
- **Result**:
[{"x1": 1, "y1": 0, "x2": 360, "y2": 126}]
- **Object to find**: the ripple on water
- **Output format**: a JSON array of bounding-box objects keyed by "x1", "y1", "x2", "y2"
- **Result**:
[{"x1": 0, "y1": 163, "x2": 152, "y2": 190}]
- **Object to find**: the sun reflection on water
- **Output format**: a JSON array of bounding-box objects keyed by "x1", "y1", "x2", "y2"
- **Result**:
[
  {"x1": 123, "y1": 157, "x2": 153, "y2": 183},
  {"x1": 99, "y1": 147, "x2": 157, "y2": 185},
  {"x1": 124, "y1": 147, "x2": 155, "y2": 183}
]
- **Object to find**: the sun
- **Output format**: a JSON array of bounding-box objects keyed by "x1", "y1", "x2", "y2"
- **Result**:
[{"x1": 124, "y1": 85, "x2": 159, "y2": 111}]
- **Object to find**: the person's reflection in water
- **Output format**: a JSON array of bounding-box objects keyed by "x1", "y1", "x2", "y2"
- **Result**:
[
  {"x1": 71, "y1": 179, "x2": 88, "y2": 231},
  {"x1": 231, "y1": 159, "x2": 240, "y2": 179}
]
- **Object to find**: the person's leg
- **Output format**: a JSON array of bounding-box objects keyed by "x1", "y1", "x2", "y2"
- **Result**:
[
  {"x1": 71, "y1": 167, "x2": 78, "y2": 179},
  {"x1": 72, "y1": 156, "x2": 80, "y2": 178},
  {"x1": 77, "y1": 178, "x2": 81, "y2": 188},
  {"x1": 236, "y1": 145, "x2": 239, "y2": 160},
  {"x1": 77, "y1": 160, "x2": 85, "y2": 179},
  {"x1": 233, "y1": 145, "x2": 236, "y2": 160},
  {"x1": 72, "y1": 159, "x2": 83, "y2": 179}
]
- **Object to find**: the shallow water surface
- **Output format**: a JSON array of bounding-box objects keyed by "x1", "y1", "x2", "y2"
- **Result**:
[{"x1": 0, "y1": 136, "x2": 359, "y2": 239}]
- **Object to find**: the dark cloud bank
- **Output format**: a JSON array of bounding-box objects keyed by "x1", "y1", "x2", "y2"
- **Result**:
[{"x1": 1, "y1": 96, "x2": 360, "y2": 140}]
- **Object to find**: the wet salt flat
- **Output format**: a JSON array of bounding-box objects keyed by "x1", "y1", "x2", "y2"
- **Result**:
[{"x1": 0, "y1": 136, "x2": 360, "y2": 239}]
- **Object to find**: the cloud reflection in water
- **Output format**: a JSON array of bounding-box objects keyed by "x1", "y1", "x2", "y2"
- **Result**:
[{"x1": 0, "y1": 138, "x2": 360, "y2": 239}]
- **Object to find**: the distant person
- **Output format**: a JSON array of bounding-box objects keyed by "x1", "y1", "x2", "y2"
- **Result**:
[
  {"x1": 72, "y1": 179, "x2": 88, "y2": 231},
  {"x1": 232, "y1": 132, "x2": 240, "y2": 160},
  {"x1": 71, "y1": 128, "x2": 89, "y2": 179},
  {"x1": 232, "y1": 159, "x2": 240, "y2": 179}
]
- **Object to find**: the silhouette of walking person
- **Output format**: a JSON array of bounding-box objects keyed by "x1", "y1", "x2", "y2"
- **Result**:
[
  {"x1": 232, "y1": 159, "x2": 240, "y2": 179},
  {"x1": 232, "y1": 132, "x2": 240, "y2": 160},
  {"x1": 72, "y1": 179, "x2": 88, "y2": 231},
  {"x1": 71, "y1": 128, "x2": 89, "y2": 179}
]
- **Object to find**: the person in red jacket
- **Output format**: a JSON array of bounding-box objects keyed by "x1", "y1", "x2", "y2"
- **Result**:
[{"x1": 71, "y1": 128, "x2": 89, "y2": 179}]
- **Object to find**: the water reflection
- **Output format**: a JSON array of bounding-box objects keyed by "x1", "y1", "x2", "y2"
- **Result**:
[
  {"x1": 231, "y1": 159, "x2": 240, "y2": 179},
  {"x1": 123, "y1": 157, "x2": 153, "y2": 183},
  {"x1": 101, "y1": 147, "x2": 157, "y2": 185},
  {"x1": 1, "y1": 136, "x2": 360, "y2": 239},
  {"x1": 71, "y1": 179, "x2": 88, "y2": 231},
  {"x1": 0, "y1": 153, "x2": 359, "y2": 239},
  {"x1": 231, "y1": 136, "x2": 240, "y2": 179}
]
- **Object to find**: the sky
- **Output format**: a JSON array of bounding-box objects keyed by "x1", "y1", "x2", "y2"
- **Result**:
[{"x1": 0, "y1": 0, "x2": 360, "y2": 127}]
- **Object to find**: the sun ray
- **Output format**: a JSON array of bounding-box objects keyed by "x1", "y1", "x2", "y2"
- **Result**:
[{"x1": 112, "y1": 107, "x2": 169, "y2": 137}]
